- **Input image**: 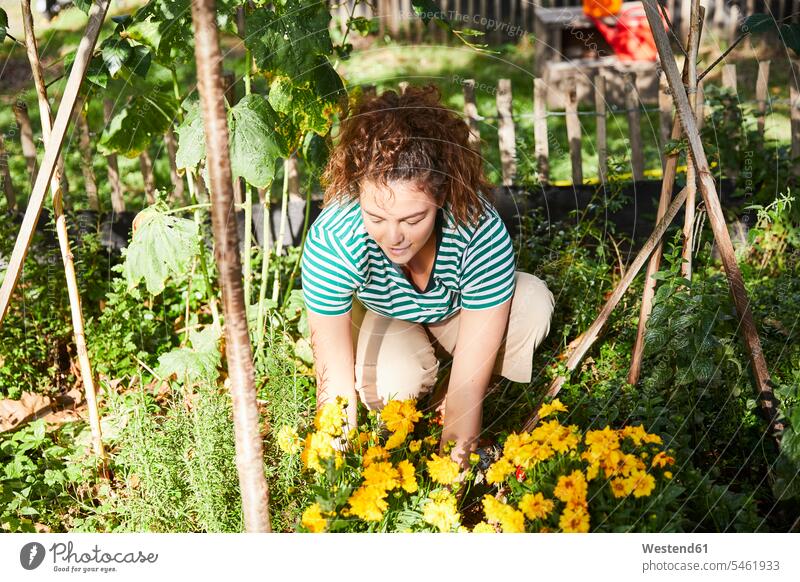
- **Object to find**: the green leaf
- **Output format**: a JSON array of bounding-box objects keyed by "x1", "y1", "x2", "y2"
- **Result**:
[
  {"x1": 157, "y1": 325, "x2": 221, "y2": 382},
  {"x1": 412, "y1": 0, "x2": 448, "y2": 26},
  {"x1": 301, "y1": 131, "x2": 329, "y2": 171},
  {"x1": 779, "y1": 24, "x2": 800, "y2": 58},
  {"x1": 741, "y1": 14, "x2": 778, "y2": 35},
  {"x1": 123, "y1": 206, "x2": 198, "y2": 295},
  {"x1": 101, "y1": 38, "x2": 134, "y2": 78},
  {"x1": 65, "y1": 50, "x2": 109, "y2": 89},
  {"x1": 228, "y1": 94, "x2": 289, "y2": 188},
  {"x1": 347, "y1": 16, "x2": 374, "y2": 37},
  {"x1": 0, "y1": 9, "x2": 8, "y2": 44},
  {"x1": 98, "y1": 88, "x2": 178, "y2": 157},
  {"x1": 73, "y1": 0, "x2": 93, "y2": 14},
  {"x1": 294, "y1": 337, "x2": 314, "y2": 366},
  {"x1": 175, "y1": 100, "x2": 206, "y2": 170}
]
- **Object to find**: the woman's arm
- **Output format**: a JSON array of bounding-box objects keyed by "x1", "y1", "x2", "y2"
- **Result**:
[
  {"x1": 440, "y1": 297, "x2": 512, "y2": 466},
  {"x1": 307, "y1": 309, "x2": 359, "y2": 435}
]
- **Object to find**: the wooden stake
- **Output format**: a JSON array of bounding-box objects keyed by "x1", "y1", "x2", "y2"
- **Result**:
[
  {"x1": 533, "y1": 77, "x2": 549, "y2": 184},
  {"x1": 658, "y1": 70, "x2": 673, "y2": 169},
  {"x1": 0, "y1": 134, "x2": 16, "y2": 211},
  {"x1": 565, "y1": 78, "x2": 583, "y2": 185},
  {"x1": 191, "y1": 0, "x2": 272, "y2": 533},
  {"x1": 497, "y1": 79, "x2": 517, "y2": 187},
  {"x1": 595, "y1": 74, "x2": 607, "y2": 185},
  {"x1": 19, "y1": 0, "x2": 105, "y2": 462},
  {"x1": 629, "y1": 6, "x2": 705, "y2": 386},
  {"x1": 681, "y1": 0, "x2": 702, "y2": 281},
  {"x1": 463, "y1": 79, "x2": 482, "y2": 154},
  {"x1": 524, "y1": 186, "x2": 690, "y2": 432},
  {"x1": 755, "y1": 60, "x2": 770, "y2": 138},
  {"x1": 0, "y1": 0, "x2": 110, "y2": 326},
  {"x1": 623, "y1": 72, "x2": 645, "y2": 181},
  {"x1": 13, "y1": 101, "x2": 38, "y2": 185},
  {"x1": 103, "y1": 99, "x2": 125, "y2": 213},
  {"x1": 139, "y1": 150, "x2": 156, "y2": 205},
  {"x1": 643, "y1": 0, "x2": 781, "y2": 440}
]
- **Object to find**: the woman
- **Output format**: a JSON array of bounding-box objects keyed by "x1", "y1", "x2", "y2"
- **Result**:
[{"x1": 300, "y1": 85, "x2": 554, "y2": 466}]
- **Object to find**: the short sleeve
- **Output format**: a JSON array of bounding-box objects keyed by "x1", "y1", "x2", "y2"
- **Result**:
[
  {"x1": 301, "y1": 223, "x2": 361, "y2": 316},
  {"x1": 459, "y1": 209, "x2": 516, "y2": 310}
]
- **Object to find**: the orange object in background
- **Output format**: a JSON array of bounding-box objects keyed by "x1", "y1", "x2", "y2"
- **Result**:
[
  {"x1": 590, "y1": 2, "x2": 664, "y2": 61},
  {"x1": 583, "y1": 0, "x2": 622, "y2": 19}
]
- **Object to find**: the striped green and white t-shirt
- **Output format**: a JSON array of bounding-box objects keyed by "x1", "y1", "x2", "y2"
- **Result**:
[{"x1": 300, "y1": 195, "x2": 517, "y2": 323}]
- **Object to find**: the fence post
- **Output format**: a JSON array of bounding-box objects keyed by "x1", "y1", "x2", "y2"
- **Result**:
[
  {"x1": 595, "y1": 74, "x2": 607, "y2": 185},
  {"x1": 696, "y1": 79, "x2": 705, "y2": 131},
  {"x1": 565, "y1": 77, "x2": 583, "y2": 185},
  {"x1": 0, "y1": 134, "x2": 17, "y2": 211},
  {"x1": 534, "y1": 77, "x2": 549, "y2": 184},
  {"x1": 462, "y1": 79, "x2": 482, "y2": 153},
  {"x1": 497, "y1": 79, "x2": 517, "y2": 186},
  {"x1": 623, "y1": 71, "x2": 645, "y2": 181},
  {"x1": 756, "y1": 60, "x2": 771, "y2": 137},
  {"x1": 103, "y1": 99, "x2": 125, "y2": 213},
  {"x1": 12, "y1": 101, "x2": 38, "y2": 185}
]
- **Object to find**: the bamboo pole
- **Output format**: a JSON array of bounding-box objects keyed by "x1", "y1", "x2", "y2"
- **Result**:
[
  {"x1": 629, "y1": 6, "x2": 704, "y2": 386},
  {"x1": 19, "y1": 0, "x2": 106, "y2": 462},
  {"x1": 497, "y1": 79, "x2": 516, "y2": 186},
  {"x1": 658, "y1": 71, "x2": 672, "y2": 168},
  {"x1": 0, "y1": 134, "x2": 17, "y2": 211},
  {"x1": 523, "y1": 186, "x2": 690, "y2": 432},
  {"x1": 103, "y1": 99, "x2": 125, "y2": 213},
  {"x1": 0, "y1": 0, "x2": 111, "y2": 324},
  {"x1": 642, "y1": 0, "x2": 782, "y2": 440},
  {"x1": 680, "y1": 0, "x2": 702, "y2": 282},
  {"x1": 190, "y1": 0, "x2": 272, "y2": 533},
  {"x1": 565, "y1": 78, "x2": 582, "y2": 185}
]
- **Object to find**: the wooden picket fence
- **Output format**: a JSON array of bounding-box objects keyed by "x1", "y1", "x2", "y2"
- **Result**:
[{"x1": 431, "y1": 60, "x2": 800, "y2": 187}]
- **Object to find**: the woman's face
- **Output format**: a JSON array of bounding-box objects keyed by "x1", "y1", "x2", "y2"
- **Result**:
[{"x1": 359, "y1": 179, "x2": 440, "y2": 266}]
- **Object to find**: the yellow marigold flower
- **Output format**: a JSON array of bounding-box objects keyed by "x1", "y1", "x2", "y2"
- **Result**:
[
  {"x1": 585, "y1": 463, "x2": 600, "y2": 481},
  {"x1": 664, "y1": 471, "x2": 673, "y2": 479},
  {"x1": 486, "y1": 458, "x2": 514, "y2": 485},
  {"x1": 385, "y1": 428, "x2": 409, "y2": 450},
  {"x1": 422, "y1": 490, "x2": 461, "y2": 532},
  {"x1": 381, "y1": 399, "x2": 422, "y2": 435},
  {"x1": 651, "y1": 451, "x2": 675, "y2": 469},
  {"x1": 301, "y1": 503, "x2": 327, "y2": 533},
  {"x1": 626, "y1": 471, "x2": 656, "y2": 498},
  {"x1": 347, "y1": 485, "x2": 388, "y2": 522},
  {"x1": 424, "y1": 435, "x2": 439, "y2": 446},
  {"x1": 482, "y1": 495, "x2": 525, "y2": 533},
  {"x1": 547, "y1": 424, "x2": 581, "y2": 454},
  {"x1": 618, "y1": 453, "x2": 646, "y2": 477},
  {"x1": 301, "y1": 431, "x2": 335, "y2": 473},
  {"x1": 472, "y1": 522, "x2": 496, "y2": 533},
  {"x1": 559, "y1": 506, "x2": 590, "y2": 533},
  {"x1": 314, "y1": 400, "x2": 347, "y2": 437},
  {"x1": 397, "y1": 459, "x2": 418, "y2": 493},
  {"x1": 585, "y1": 426, "x2": 620, "y2": 449},
  {"x1": 457, "y1": 526, "x2": 469, "y2": 533},
  {"x1": 620, "y1": 424, "x2": 648, "y2": 446},
  {"x1": 362, "y1": 461, "x2": 400, "y2": 492},
  {"x1": 427, "y1": 453, "x2": 461, "y2": 485},
  {"x1": 409, "y1": 440, "x2": 422, "y2": 453},
  {"x1": 643, "y1": 433, "x2": 663, "y2": 445},
  {"x1": 276, "y1": 425, "x2": 302, "y2": 455},
  {"x1": 362, "y1": 445, "x2": 388, "y2": 467},
  {"x1": 539, "y1": 398, "x2": 568, "y2": 419},
  {"x1": 502, "y1": 432, "x2": 536, "y2": 467},
  {"x1": 469, "y1": 453, "x2": 481, "y2": 464},
  {"x1": 554, "y1": 470, "x2": 588, "y2": 503},
  {"x1": 518, "y1": 492, "x2": 555, "y2": 521},
  {"x1": 609, "y1": 478, "x2": 632, "y2": 498}
]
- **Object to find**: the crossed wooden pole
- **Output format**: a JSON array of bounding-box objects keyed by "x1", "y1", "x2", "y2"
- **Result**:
[{"x1": 523, "y1": 0, "x2": 783, "y2": 447}]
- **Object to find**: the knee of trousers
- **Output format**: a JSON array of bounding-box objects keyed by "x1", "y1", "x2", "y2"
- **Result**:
[
  {"x1": 519, "y1": 273, "x2": 555, "y2": 349},
  {"x1": 355, "y1": 345, "x2": 440, "y2": 411}
]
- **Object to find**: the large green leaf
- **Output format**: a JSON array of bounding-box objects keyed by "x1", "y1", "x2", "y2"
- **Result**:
[
  {"x1": 101, "y1": 38, "x2": 133, "y2": 78},
  {"x1": 175, "y1": 100, "x2": 206, "y2": 170},
  {"x1": 98, "y1": 88, "x2": 179, "y2": 157},
  {"x1": 228, "y1": 94, "x2": 290, "y2": 188},
  {"x1": 244, "y1": 1, "x2": 334, "y2": 82},
  {"x1": 157, "y1": 326, "x2": 221, "y2": 382},
  {"x1": 123, "y1": 206, "x2": 198, "y2": 295},
  {"x1": 64, "y1": 50, "x2": 109, "y2": 89}
]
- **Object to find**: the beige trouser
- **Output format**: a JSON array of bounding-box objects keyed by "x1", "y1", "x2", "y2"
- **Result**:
[{"x1": 350, "y1": 271, "x2": 555, "y2": 411}]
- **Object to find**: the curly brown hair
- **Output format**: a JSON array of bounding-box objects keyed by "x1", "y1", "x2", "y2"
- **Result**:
[{"x1": 320, "y1": 84, "x2": 494, "y2": 227}]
